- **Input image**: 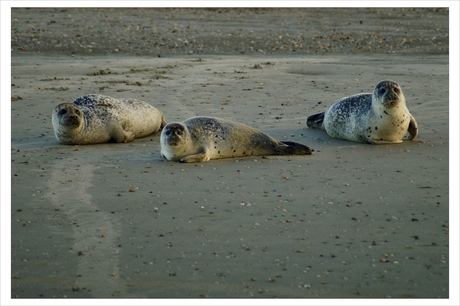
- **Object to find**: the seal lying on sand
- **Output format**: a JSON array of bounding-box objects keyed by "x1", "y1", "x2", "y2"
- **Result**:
[
  {"x1": 161, "y1": 116, "x2": 312, "y2": 163},
  {"x1": 306, "y1": 80, "x2": 418, "y2": 144},
  {"x1": 52, "y1": 94, "x2": 166, "y2": 145}
]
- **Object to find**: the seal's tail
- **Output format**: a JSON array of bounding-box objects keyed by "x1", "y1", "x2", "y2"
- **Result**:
[
  {"x1": 306, "y1": 112, "x2": 325, "y2": 129},
  {"x1": 279, "y1": 141, "x2": 313, "y2": 155}
]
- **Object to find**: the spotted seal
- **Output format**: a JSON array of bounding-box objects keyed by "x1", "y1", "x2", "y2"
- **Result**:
[
  {"x1": 52, "y1": 94, "x2": 166, "y2": 145},
  {"x1": 160, "y1": 116, "x2": 312, "y2": 163},
  {"x1": 306, "y1": 80, "x2": 418, "y2": 144}
]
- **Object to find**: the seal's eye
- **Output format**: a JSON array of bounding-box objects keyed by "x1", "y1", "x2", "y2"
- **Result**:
[
  {"x1": 177, "y1": 130, "x2": 183, "y2": 136},
  {"x1": 379, "y1": 88, "x2": 386, "y2": 96},
  {"x1": 165, "y1": 131, "x2": 171, "y2": 136},
  {"x1": 75, "y1": 110, "x2": 81, "y2": 115},
  {"x1": 59, "y1": 109, "x2": 67, "y2": 115}
]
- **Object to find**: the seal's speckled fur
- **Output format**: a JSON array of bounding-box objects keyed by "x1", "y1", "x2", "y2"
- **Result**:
[
  {"x1": 161, "y1": 116, "x2": 312, "y2": 163},
  {"x1": 306, "y1": 80, "x2": 418, "y2": 144},
  {"x1": 52, "y1": 94, "x2": 166, "y2": 145}
]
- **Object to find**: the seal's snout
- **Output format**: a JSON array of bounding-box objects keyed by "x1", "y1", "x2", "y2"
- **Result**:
[
  {"x1": 61, "y1": 113, "x2": 81, "y2": 127},
  {"x1": 374, "y1": 80, "x2": 403, "y2": 108},
  {"x1": 387, "y1": 86, "x2": 401, "y2": 100},
  {"x1": 385, "y1": 94, "x2": 400, "y2": 107},
  {"x1": 166, "y1": 134, "x2": 182, "y2": 146},
  {"x1": 389, "y1": 92, "x2": 399, "y2": 100},
  {"x1": 384, "y1": 101, "x2": 398, "y2": 108},
  {"x1": 384, "y1": 89, "x2": 402, "y2": 108},
  {"x1": 161, "y1": 123, "x2": 186, "y2": 146},
  {"x1": 378, "y1": 88, "x2": 398, "y2": 99}
]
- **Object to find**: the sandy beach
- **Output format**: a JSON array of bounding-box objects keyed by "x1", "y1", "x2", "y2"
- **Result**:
[{"x1": 8, "y1": 7, "x2": 450, "y2": 300}]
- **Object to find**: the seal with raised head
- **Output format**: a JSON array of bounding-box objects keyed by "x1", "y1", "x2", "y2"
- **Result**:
[
  {"x1": 306, "y1": 80, "x2": 418, "y2": 144},
  {"x1": 52, "y1": 94, "x2": 166, "y2": 145},
  {"x1": 160, "y1": 116, "x2": 312, "y2": 163}
]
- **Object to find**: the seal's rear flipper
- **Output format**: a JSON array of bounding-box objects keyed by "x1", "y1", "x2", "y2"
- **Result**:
[
  {"x1": 306, "y1": 112, "x2": 325, "y2": 129},
  {"x1": 280, "y1": 141, "x2": 313, "y2": 155}
]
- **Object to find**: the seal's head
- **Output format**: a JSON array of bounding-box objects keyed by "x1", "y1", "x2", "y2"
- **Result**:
[
  {"x1": 161, "y1": 123, "x2": 189, "y2": 147},
  {"x1": 161, "y1": 122, "x2": 196, "y2": 161},
  {"x1": 52, "y1": 103, "x2": 87, "y2": 144},
  {"x1": 373, "y1": 80, "x2": 405, "y2": 109},
  {"x1": 52, "y1": 103, "x2": 84, "y2": 129}
]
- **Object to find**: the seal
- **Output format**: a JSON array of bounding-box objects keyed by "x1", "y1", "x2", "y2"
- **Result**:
[
  {"x1": 160, "y1": 116, "x2": 312, "y2": 163},
  {"x1": 306, "y1": 80, "x2": 418, "y2": 144},
  {"x1": 52, "y1": 94, "x2": 166, "y2": 145}
]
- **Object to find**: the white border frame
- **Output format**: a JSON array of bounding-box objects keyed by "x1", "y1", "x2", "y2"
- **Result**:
[{"x1": 2, "y1": 1, "x2": 459, "y2": 306}]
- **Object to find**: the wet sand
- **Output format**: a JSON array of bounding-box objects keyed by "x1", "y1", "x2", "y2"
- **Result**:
[{"x1": 8, "y1": 7, "x2": 450, "y2": 300}]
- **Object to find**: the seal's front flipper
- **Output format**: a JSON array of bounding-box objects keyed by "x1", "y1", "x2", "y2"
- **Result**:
[
  {"x1": 408, "y1": 115, "x2": 418, "y2": 140},
  {"x1": 180, "y1": 149, "x2": 209, "y2": 163},
  {"x1": 108, "y1": 121, "x2": 135, "y2": 143},
  {"x1": 181, "y1": 153, "x2": 208, "y2": 163},
  {"x1": 306, "y1": 112, "x2": 325, "y2": 129}
]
